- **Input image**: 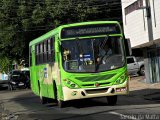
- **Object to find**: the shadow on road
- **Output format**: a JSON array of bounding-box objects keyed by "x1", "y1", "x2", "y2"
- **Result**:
[
  {"x1": 1, "y1": 88, "x2": 160, "y2": 120},
  {"x1": 8, "y1": 88, "x2": 160, "y2": 109},
  {"x1": 0, "y1": 86, "x2": 8, "y2": 91}
]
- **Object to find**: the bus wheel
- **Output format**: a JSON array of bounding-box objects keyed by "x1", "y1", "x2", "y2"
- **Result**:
[{"x1": 106, "y1": 95, "x2": 117, "y2": 105}]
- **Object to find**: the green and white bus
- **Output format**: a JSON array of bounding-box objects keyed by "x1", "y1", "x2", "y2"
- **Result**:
[{"x1": 29, "y1": 21, "x2": 131, "y2": 107}]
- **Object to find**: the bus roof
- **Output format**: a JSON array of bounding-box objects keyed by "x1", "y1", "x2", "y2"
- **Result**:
[
  {"x1": 59, "y1": 21, "x2": 119, "y2": 28},
  {"x1": 29, "y1": 21, "x2": 120, "y2": 46}
]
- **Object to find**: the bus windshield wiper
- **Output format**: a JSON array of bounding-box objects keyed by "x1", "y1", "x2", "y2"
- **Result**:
[
  {"x1": 99, "y1": 35, "x2": 109, "y2": 50},
  {"x1": 95, "y1": 35, "x2": 109, "y2": 71},
  {"x1": 75, "y1": 37, "x2": 83, "y2": 54}
]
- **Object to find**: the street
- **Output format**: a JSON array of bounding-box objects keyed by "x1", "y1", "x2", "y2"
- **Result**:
[
  {"x1": 1, "y1": 1, "x2": 160, "y2": 120},
  {"x1": 0, "y1": 76, "x2": 160, "y2": 120}
]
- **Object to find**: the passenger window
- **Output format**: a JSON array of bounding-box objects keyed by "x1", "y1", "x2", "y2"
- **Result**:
[{"x1": 35, "y1": 36, "x2": 55, "y2": 65}]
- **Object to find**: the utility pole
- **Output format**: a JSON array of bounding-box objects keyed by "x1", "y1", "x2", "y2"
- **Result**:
[{"x1": 145, "y1": 0, "x2": 153, "y2": 41}]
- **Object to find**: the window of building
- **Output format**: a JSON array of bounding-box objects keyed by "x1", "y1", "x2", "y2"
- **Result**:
[{"x1": 125, "y1": 0, "x2": 143, "y2": 15}]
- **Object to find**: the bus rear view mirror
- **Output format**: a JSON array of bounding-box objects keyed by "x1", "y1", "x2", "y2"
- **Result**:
[{"x1": 124, "y1": 38, "x2": 132, "y2": 56}]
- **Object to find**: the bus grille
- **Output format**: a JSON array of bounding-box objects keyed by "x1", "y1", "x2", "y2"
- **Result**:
[{"x1": 75, "y1": 74, "x2": 115, "y2": 82}]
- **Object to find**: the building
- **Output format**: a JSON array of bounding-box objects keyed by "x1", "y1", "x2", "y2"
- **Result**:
[{"x1": 121, "y1": 0, "x2": 160, "y2": 83}]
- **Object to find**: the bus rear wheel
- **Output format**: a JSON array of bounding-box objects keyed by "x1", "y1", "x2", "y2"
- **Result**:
[{"x1": 106, "y1": 95, "x2": 117, "y2": 105}]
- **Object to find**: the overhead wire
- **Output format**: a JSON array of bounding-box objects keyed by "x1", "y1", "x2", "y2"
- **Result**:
[{"x1": 0, "y1": 0, "x2": 122, "y2": 33}]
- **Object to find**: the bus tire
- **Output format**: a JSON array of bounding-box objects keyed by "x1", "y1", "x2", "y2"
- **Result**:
[{"x1": 106, "y1": 95, "x2": 117, "y2": 105}]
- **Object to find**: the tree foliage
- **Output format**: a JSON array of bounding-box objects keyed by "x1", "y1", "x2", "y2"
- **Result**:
[
  {"x1": 0, "y1": 56, "x2": 10, "y2": 73},
  {"x1": 0, "y1": 0, "x2": 121, "y2": 66}
]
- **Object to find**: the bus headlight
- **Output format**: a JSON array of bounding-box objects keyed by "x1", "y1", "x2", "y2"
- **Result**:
[
  {"x1": 114, "y1": 73, "x2": 127, "y2": 85},
  {"x1": 63, "y1": 79, "x2": 79, "y2": 88}
]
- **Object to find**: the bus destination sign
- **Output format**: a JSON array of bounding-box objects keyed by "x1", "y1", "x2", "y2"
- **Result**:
[{"x1": 61, "y1": 24, "x2": 121, "y2": 39}]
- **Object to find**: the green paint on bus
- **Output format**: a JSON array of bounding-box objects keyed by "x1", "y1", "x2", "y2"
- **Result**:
[{"x1": 29, "y1": 21, "x2": 129, "y2": 107}]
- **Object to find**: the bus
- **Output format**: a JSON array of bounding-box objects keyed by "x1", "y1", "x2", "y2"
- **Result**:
[{"x1": 29, "y1": 21, "x2": 131, "y2": 108}]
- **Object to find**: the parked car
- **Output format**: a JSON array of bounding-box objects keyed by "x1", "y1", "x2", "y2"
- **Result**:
[
  {"x1": 0, "y1": 73, "x2": 9, "y2": 88},
  {"x1": 21, "y1": 68, "x2": 30, "y2": 88},
  {"x1": 127, "y1": 56, "x2": 145, "y2": 76},
  {"x1": 8, "y1": 70, "x2": 30, "y2": 90}
]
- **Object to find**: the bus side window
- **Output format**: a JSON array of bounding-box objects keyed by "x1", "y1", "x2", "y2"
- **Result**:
[
  {"x1": 36, "y1": 44, "x2": 39, "y2": 65},
  {"x1": 51, "y1": 38, "x2": 55, "y2": 62},
  {"x1": 48, "y1": 39, "x2": 51, "y2": 62},
  {"x1": 38, "y1": 44, "x2": 41, "y2": 64},
  {"x1": 40, "y1": 43, "x2": 43, "y2": 64},
  {"x1": 42, "y1": 42, "x2": 45, "y2": 63},
  {"x1": 29, "y1": 47, "x2": 32, "y2": 66},
  {"x1": 34, "y1": 37, "x2": 55, "y2": 65},
  {"x1": 47, "y1": 37, "x2": 55, "y2": 62},
  {"x1": 44, "y1": 41, "x2": 47, "y2": 63}
]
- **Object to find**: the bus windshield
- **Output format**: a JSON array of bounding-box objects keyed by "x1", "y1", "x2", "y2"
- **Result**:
[{"x1": 61, "y1": 36, "x2": 125, "y2": 73}]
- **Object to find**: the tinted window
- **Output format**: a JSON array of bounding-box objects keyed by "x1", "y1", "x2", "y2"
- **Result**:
[
  {"x1": 61, "y1": 24, "x2": 121, "y2": 39},
  {"x1": 29, "y1": 47, "x2": 32, "y2": 66},
  {"x1": 127, "y1": 58, "x2": 135, "y2": 64},
  {"x1": 35, "y1": 37, "x2": 55, "y2": 65}
]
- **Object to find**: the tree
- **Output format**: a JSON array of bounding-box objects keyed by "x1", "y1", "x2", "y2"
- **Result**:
[
  {"x1": 0, "y1": 0, "x2": 121, "y2": 66},
  {"x1": 0, "y1": 56, "x2": 11, "y2": 73}
]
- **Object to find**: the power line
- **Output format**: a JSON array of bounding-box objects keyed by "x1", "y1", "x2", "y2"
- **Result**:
[
  {"x1": 0, "y1": 1, "x2": 121, "y2": 7},
  {"x1": 0, "y1": 3, "x2": 121, "y2": 20},
  {"x1": 0, "y1": 28, "x2": 52, "y2": 33},
  {"x1": 0, "y1": 3, "x2": 119, "y2": 9},
  {"x1": 0, "y1": 8, "x2": 121, "y2": 21}
]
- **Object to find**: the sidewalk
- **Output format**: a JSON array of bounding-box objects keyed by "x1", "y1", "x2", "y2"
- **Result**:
[{"x1": 129, "y1": 76, "x2": 160, "y2": 101}]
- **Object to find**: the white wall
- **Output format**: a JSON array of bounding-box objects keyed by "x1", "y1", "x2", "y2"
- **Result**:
[
  {"x1": 150, "y1": 0, "x2": 160, "y2": 40},
  {"x1": 121, "y1": 0, "x2": 160, "y2": 47}
]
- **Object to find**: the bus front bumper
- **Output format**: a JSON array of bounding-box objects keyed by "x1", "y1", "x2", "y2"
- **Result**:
[{"x1": 62, "y1": 80, "x2": 129, "y2": 101}]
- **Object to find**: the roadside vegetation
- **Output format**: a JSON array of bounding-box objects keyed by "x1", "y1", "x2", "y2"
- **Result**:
[{"x1": 0, "y1": 0, "x2": 121, "y2": 69}]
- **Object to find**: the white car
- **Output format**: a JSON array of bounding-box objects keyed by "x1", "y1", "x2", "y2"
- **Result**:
[{"x1": 127, "y1": 56, "x2": 145, "y2": 76}]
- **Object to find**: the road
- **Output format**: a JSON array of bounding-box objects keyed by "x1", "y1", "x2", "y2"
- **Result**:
[{"x1": 0, "y1": 78, "x2": 160, "y2": 120}]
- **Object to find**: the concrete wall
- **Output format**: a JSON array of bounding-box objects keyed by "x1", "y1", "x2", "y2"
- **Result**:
[
  {"x1": 122, "y1": 0, "x2": 149, "y2": 47},
  {"x1": 122, "y1": 0, "x2": 160, "y2": 47},
  {"x1": 150, "y1": 0, "x2": 160, "y2": 40},
  {"x1": 122, "y1": 0, "x2": 160, "y2": 83}
]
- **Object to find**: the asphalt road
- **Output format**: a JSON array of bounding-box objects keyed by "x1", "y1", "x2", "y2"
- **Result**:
[{"x1": 0, "y1": 85, "x2": 160, "y2": 120}]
